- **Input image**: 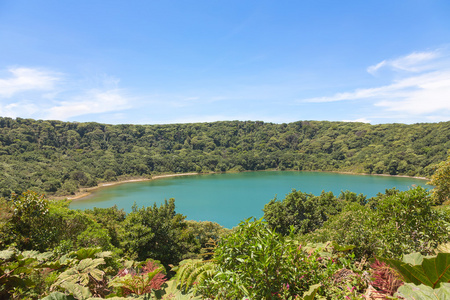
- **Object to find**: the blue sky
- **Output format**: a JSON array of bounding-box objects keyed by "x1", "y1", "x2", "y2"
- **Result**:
[{"x1": 1, "y1": 0, "x2": 450, "y2": 125}]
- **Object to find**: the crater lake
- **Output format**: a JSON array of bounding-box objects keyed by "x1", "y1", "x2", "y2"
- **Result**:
[{"x1": 69, "y1": 171, "x2": 430, "y2": 228}]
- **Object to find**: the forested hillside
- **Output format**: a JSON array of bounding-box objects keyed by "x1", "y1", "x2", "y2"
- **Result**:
[{"x1": 1, "y1": 117, "x2": 449, "y2": 197}]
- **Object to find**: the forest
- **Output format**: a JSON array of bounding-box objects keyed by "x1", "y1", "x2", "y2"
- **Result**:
[
  {"x1": 1, "y1": 117, "x2": 449, "y2": 198},
  {"x1": 1, "y1": 117, "x2": 450, "y2": 299}
]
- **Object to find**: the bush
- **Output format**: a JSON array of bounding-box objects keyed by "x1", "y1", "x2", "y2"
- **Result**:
[
  {"x1": 201, "y1": 218, "x2": 344, "y2": 299},
  {"x1": 306, "y1": 187, "x2": 450, "y2": 259}
]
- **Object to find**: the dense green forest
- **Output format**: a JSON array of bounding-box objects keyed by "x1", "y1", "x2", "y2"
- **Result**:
[
  {"x1": 1, "y1": 117, "x2": 449, "y2": 197},
  {"x1": 1, "y1": 115, "x2": 450, "y2": 299}
]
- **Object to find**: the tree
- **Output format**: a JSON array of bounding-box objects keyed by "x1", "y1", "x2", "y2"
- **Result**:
[
  {"x1": 8, "y1": 191, "x2": 58, "y2": 251},
  {"x1": 205, "y1": 218, "x2": 343, "y2": 299},
  {"x1": 120, "y1": 199, "x2": 191, "y2": 266},
  {"x1": 263, "y1": 189, "x2": 344, "y2": 235},
  {"x1": 428, "y1": 154, "x2": 450, "y2": 205},
  {"x1": 307, "y1": 186, "x2": 450, "y2": 259}
]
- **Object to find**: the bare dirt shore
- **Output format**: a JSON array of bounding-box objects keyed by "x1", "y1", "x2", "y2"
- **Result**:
[{"x1": 59, "y1": 173, "x2": 199, "y2": 201}]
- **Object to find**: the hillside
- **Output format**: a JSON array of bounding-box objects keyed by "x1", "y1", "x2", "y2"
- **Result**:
[{"x1": 0, "y1": 117, "x2": 449, "y2": 197}]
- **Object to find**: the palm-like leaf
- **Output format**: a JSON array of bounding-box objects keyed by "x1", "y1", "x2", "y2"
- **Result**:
[{"x1": 175, "y1": 259, "x2": 216, "y2": 293}]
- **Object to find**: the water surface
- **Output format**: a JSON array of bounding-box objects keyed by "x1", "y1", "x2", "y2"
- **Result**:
[{"x1": 70, "y1": 171, "x2": 429, "y2": 228}]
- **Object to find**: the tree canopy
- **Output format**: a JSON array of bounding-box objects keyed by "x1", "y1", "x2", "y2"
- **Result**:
[{"x1": 0, "y1": 117, "x2": 449, "y2": 198}]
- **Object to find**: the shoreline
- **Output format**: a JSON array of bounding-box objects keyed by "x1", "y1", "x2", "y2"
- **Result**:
[
  {"x1": 60, "y1": 173, "x2": 199, "y2": 201},
  {"x1": 56, "y1": 169, "x2": 430, "y2": 202}
]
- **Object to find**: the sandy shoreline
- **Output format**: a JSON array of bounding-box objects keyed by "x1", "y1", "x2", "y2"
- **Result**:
[
  {"x1": 63, "y1": 173, "x2": 199, "y2": 201},
  {"x1": 58, "y1": 169, "x2": 429, "y2": 202}
]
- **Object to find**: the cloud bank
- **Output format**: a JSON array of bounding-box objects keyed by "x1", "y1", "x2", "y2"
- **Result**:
[
  {"x1": 302, "y1": 48, "x2": 450, "y2": 122},
  {"x1": 0, "y1": 67, "x2": 130, "y2": 121}
]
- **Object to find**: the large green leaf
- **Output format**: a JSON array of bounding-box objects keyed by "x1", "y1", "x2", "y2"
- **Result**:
[
  {"x1": 436, "y1": 243, "x2": 450, "y2": 254},
  {"x1": 396, "y1": 283, "x2": 450, "y2": 299},
  {"x1": 0, "y1": 249, "x2": 16, "y2": 260},
  {"x1": 402, "y1": 252, "x2": 424, "y2": 266},
  {"x1": 153, "y1": 280, "x2": 203, "y2": 300},
  {"x1": 378, "y1": 253, "x2": 450, "y2": 288},
  {"x1": 40, "y1": 291, "x2": 76, "y2": 300},
  {"x1": 60, "y1": 282, "x2": 92, "y2": 300},
  {"x1": 302, "y1": 283, "x2": 321, "y2": 300},
  {"x1": 68, "y1": 248, "x2": 102, "y2": 260}
]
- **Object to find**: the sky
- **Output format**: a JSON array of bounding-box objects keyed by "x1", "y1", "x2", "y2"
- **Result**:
[{"x1": 1, "y1": 0, "x2": 450, "y2": 125}]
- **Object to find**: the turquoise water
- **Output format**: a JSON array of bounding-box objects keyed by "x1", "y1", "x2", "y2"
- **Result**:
[{"x1": 69, "y1": 171, "x2": 430, "y2": 228}]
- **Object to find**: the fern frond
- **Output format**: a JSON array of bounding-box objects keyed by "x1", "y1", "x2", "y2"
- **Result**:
[{"x1": 175, "y1": 259, "x2": 217, "y2": 293}]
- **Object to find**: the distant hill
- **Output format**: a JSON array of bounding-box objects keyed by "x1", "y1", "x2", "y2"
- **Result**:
[{"x1": 0, "y1": 117, "x2": 449, "y2": 197}]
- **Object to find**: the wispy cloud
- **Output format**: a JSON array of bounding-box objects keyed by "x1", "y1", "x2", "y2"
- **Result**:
[
  {"x1": 0, "y1": 66, "x2": 131, "y2": 121},
  {"x1": 367, "y1": 50, "x2": 441, "y2": 74},
  {"x1": 0, "y1": 67, "x2": 60, "y2": 97},
  {"x1": 46, "y1": 89, "x2": 130, "y2": 120},
  {"x1": 301, "y1": 48, "x2": 450, "y2": 121},
  {"x1": 342, "y1": 117, "x2": 371, "y2": 123}
]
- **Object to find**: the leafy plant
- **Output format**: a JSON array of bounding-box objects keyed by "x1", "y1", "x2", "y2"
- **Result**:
[
  {"x1": 428, "y1": 154, "x2": 450, "y2": 205},
  {"x1": 202, "y1": 218, "x2": 344, "y2": 299},
  {"x1": 0, "y1": 248, "x2": 54, "y2": 299},
  {"x1": 263, "y1": 189, "x2": 344, "y2": 235},
  {"x1": 378, "y1": 252, "x2": 450, "y2": 289},
  {"x1": 370, "y1": 259, "x2": 403, "y2": 296},
  {"x1": 174, "y1": 259, "x2": 216, "y2": 294},
  {"x1": 109, "y1": 259, "x2": 167, "y2": 296},
  {"x1": 306, "y1": 187, "x2": 450, "y2": 259},
  {"x1": 395, "y1": 282, "x2": 450, "y2": 299},
  {"x1": 51, "y1": 257, "x2": 107, "y2": 298}
]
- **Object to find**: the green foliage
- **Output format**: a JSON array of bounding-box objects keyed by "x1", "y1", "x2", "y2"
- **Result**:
[
  {"x1": 155, "y1": 279, "x2": 203, "y2": 300},
  {"x1": 51, "y1": 257, "x2": 106, "y2": 297},
  {"x1": 120, "y1": 199, "x2": 193, "y2": 267},
  {"x1": 46, "y1": 200, "x2": 115, "y2": 252},
  {"x1": 201, "y1": 218, "x2": 347, "y2": 299},
  {"x1": 263, "y1": 189, "x2": 348, "y2": 235},
  {"x1": 305, "y1": 202, "x2": 380, "y2": 258},
  {"x1": 302, "y1": 284, "x2": 321, "y2": 300},
  {"x1": 174, "y1": 259, "x2": 216, "y2": 294},
  {"x1": 0, "y1": 248, "x2": 54, "y2": 299},
  {"x1": 0, "y1": 118, "x2": 449, "y2": 198},
  {"x1": 8, "y1": 191, "x2": 57, "y2": 251},
  {"x1": 109, "y1": 259, "x2": 167, "y2": 297},
  {"x1": 378, "y1": 252, "x2": 450, "y2": 289},
  {"x1": 41, "y1": 291, "x2": 76, "y2": 300},
  {"x1": 1, "y1": 192, "x2": 117, "y2": 253},
  {"x1": 375, "y1": 187, "x2": 450, "y2": 257},
  {"x1": 396, "y1": 283, "x2": 450, "y2": 299},
  {"x1": 429, "y1": 154, "x2": 450, "y2": 205},
  {"x1": 84, "y1": 206, "x2": 126, "y2": 249},
  {"x1": 0, "y1": 197, "x2": 13, "y2": 249},
  {"x1": 57, "y1": 282, "x2": 93, "y2": 300},
  {"x1": 307, "y1": 186, "x2": 450, "y2": 259},
  {"x1": 184, "y1": 220, "x2": 227, "y2": 252}
]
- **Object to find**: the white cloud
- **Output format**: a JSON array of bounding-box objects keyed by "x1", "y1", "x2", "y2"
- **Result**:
[
  {"x1": 46, "y1": 89, "x2": 130, "y2": 120},
  {"x1": 0, "y1": 102, "x2": 39, "y2": 118},
  {"x1": 342, "y1": 118, "x2": 371, "y2": 123},
  {"x1": 367, "y1": 50, "x2": 441, "y2": 74},
  {"x1": 0, "y1": 67, "x2": 60, "y2": 97},
  {"x1": 0, "y1": 66, "x2": 132, "y2": 121},
  {"x1": 301, "y1": 48, "x2": 450, "y2": 121}
]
